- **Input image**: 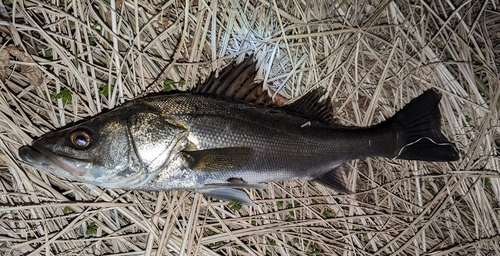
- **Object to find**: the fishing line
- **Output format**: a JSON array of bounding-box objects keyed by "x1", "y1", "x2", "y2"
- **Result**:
[{"x1": 393, "y1": 137, "x2": 457, "y2": 160}]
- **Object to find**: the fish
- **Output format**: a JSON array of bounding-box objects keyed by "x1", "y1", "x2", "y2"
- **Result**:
[{"x1": 18, "y1": 56, "x2": 459, "y2": 205}]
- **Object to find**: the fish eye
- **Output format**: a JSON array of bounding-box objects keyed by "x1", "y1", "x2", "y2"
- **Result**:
[{"x1": 69, "y1": 130, "x2": 92, "y2": 148}]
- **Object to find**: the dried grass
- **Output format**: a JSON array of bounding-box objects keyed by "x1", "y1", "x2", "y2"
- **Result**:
[{"x1": 1, "y1": 0, "x2": 499, "y2": 255}]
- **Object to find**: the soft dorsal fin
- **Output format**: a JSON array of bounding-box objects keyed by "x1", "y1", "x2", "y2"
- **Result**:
[
  {"x1": 282, "y1": 88, "x2": 334, "y2": 122},
  {"x1": 195, "y1": 56, "x2": 275, "y2": 106}
]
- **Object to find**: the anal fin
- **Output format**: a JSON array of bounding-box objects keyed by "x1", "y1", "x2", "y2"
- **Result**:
[{"x1": 313, "y1": 164, "x2": 352, "y2": 194}]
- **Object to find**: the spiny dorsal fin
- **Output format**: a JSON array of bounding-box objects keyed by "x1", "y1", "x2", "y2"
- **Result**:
[
  {"x1": 196, "y1": 55, "x2": 334, "y2": 121},
  {"x1": 195, "y1": 56, "x2": 275, "y2": 106},
  {"x1": 282, "y1": 88, "x2": 334, "y2": 122}
]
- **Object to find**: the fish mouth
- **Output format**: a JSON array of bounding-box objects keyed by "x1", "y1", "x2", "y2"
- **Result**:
[{"x1": 19, "y1": 145, "x2": 90, "y2": 177}]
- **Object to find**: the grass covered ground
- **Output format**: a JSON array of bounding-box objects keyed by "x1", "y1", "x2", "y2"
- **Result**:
[{"x1": 0, "y1": 0, "x2": 499, "y2": 255}]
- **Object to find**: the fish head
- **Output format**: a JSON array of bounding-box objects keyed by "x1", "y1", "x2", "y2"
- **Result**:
[{"x1": 19, "y1": 106, "x2": 189, "y2": 188}]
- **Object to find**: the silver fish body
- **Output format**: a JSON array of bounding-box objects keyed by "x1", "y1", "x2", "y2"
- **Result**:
[
  {"x1": 19, "y1": 58, "x2": 459, "y2": 205},
  {"x1": 135, "y1": 94, "x2": 398, "y2": 189}
]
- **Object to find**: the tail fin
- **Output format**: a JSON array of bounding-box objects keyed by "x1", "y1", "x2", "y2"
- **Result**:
[{"x1": 392, "y1": 89, "x2": 459, "y2": 162}]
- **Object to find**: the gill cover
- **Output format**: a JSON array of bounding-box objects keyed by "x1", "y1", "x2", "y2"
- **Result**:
[{"x1": 126, "y1": 111, "x2": 188, "y2": 187}]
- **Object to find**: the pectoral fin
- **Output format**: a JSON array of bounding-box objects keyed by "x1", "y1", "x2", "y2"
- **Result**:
[
  {"x1": 313, "y1": 164, "x2": 352, "y2": 194},
  {"x1": 197, "y1": 188, "x2": 257, "y2": 206},
  {"x1": 182, "y1": 147, "x2": 254, "y2": 172}
]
